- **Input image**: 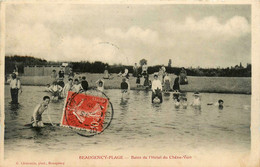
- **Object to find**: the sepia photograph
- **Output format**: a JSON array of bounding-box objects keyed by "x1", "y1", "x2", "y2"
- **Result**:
[{"x1": 0, "y1": 0, "x2": 259, "y2": 166}]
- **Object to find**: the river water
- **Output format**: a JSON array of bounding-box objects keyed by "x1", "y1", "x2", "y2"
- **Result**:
[{"x1": 4, "y1": 86, "x2": 250, "y2": 157}]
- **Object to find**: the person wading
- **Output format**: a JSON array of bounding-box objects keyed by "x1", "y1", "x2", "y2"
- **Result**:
[{"x1": 8, "y1": 73, "x2": 22, "y2": 104}]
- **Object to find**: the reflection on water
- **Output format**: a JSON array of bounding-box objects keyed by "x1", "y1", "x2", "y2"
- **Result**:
[{"x1": 4, "y1": 86, "x2": 251, "y2": 156}]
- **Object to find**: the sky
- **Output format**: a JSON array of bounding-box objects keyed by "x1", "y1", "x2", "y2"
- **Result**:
[{"x1": 5, "y1": 4, "x2": 251, "y2": 68}]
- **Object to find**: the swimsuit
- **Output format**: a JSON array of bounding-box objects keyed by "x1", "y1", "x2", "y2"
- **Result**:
[{"x1": 31, "y1": 114, "x2": 42, "y2": 122}]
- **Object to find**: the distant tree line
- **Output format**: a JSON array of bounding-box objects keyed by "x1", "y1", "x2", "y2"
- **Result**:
[
  {"x1": 5, "y1": 55, "x2": 48, "y2": 74},
  {"x1": 5, "y1": 55, "x2": 251, "y2": 77}
]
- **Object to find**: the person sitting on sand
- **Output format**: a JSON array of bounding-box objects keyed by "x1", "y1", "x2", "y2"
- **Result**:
[
  {"x1": 49, "y1": 81, "x2": 63, "y2": 100},
  {"x1": 151, "y1": 73, "x2": 163, "y2": 103},
  {"x1": 71, "y1": 79, "x2": 83, "y2": 93},
  {"x1": 31, "y1": 96, "x2": 50, "y2": 127},
  {"x1": 96, "y1": 79, "x2": 104, "y2": 92},
  {"x1": 81, "y1": 76, "x2": 89, "y2": 91},
  {"x1": 207, "y1": 99, "x2": 224, "y2": 110},
  {"x1": 62, "y1": 78, "x2": 73, "y2": 98},
  {"x1": 190, "y1": 92, "x2": 201, "y2": 109}
]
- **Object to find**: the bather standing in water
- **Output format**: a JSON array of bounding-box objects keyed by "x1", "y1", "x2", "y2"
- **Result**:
[
  {"x1": 181, "y1": 97, "x2": 188, "y2": 109},
  {"x1": 151, "y1": 73, "x2": 163, "y2": 103},
  {"x1": 190, "y1": 92, "x2": 201, "y2": 109},
  {"x1": 7, "y1": 73, "x2": 22, "y2": 104},
  {"x1": 121, "y1": 78, "x2": 129, "y2": 99},
  {"x1": 174, "y1": 98, "x2": 181, "y2": 109}
]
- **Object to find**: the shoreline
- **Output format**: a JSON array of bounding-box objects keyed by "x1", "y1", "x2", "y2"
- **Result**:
[
  {"x1": 4, "y1": 83, "x2": 251, "y2": 95},
  {"x1": 5, "y1": 73, "x2": 251, "y2": 95}
]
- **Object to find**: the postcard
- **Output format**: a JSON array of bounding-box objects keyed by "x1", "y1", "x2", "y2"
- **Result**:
[{"x1": 0, "y1": 0, "x2": 259, "y2": 166}]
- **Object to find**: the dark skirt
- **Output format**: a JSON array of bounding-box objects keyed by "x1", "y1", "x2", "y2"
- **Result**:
[
  {"x1": 10, "y1": 88, "x2": 19, "y2": 104},
  {"x1": 136, "y1": 77, "x2": 140, "y2": 84}
]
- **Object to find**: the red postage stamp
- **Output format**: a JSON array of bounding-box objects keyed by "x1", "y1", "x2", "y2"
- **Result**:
[{"x1": 61, "y1": 91, "x2": 109, "y2": 132}]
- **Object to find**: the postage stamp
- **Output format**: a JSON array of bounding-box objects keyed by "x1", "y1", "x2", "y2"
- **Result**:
[{"x1": 61, "y1": 91, "x2": 109, "y2": 133}]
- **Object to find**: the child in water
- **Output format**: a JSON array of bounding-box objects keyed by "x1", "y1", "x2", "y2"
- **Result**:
[
  {"x1": 96, "y1": 79, "x2": 104, "y2": 92},
  {"x1": 207, "y1": 99, "x2": 224, "y2": 109},
  {"x1": 49, "y1": 81, "x2": 63, "y2": 100},
  {"x1": 174, "y1": 98, "x2": 180, "y2": 109},
  {"x1": 190, "y1": 92, "x2": 201, "y2": 109},
  {"x1": 121, "y1": 78, "x2": 129, "y2": 99},
  {"x1": 151, "y1": 74, "x2": 163, "y2": 103},
  {"x1": 181, "y1": 97, "x2": 188, "y2": 109},
  {"x1": 218, "y1": 99, "x2": 224, "y2": 109},
  {"x1": 31, "y1": 96, "x2": 50, "y2": 127},
  {"x1": 121, "y1": 78, "x2": 129, "y2": 93}
]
